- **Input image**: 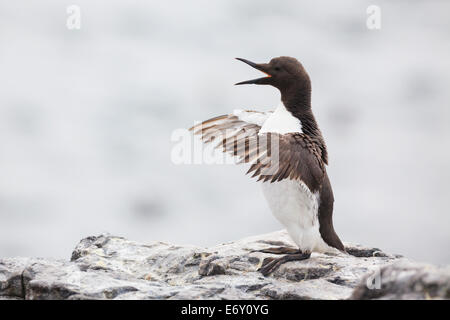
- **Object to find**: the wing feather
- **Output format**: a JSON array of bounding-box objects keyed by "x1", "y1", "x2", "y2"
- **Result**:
[{"x1": 190, "y1": 110, "x2": 325, "y2": 190}]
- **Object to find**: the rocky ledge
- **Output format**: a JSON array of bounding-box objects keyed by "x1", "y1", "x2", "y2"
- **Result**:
[{"x1": 0, "y1": 230, "x2": 449, "y2": 300}]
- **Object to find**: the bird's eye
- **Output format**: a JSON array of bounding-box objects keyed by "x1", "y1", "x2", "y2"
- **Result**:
[{"x1": 274, "y1": 67, "x2": 281, "y2": 71}]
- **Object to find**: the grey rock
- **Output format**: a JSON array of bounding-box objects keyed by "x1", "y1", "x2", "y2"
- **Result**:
[
  {"x1": 0, "y1": 230, "x2": 448, "y2": 300},
  {"x1": 351, "y1": 260, "x2": 450, "y2": 300}
]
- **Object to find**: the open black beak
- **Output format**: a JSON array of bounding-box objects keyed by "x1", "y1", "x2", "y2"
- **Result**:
[{"x1": 235, "y1": 58, "x2": 272, "y2": 85}]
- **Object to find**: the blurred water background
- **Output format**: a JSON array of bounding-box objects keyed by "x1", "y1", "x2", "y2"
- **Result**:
[{"x1": 0, "y1": 1, "x2": 449, "y2": 264}]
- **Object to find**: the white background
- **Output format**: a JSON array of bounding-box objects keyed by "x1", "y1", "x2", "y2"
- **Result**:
[{"x1": 0, "y1": 0, "x2": 449, "y2": 264}]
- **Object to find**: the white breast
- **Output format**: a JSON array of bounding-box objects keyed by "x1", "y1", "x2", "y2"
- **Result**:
[
  {"x1": 260, "y1": 103, "x2": 302, "y2": 134},
  {"x1": 261, "y1": 180, "x2": 332, "y2": 253},
  {"x1": 253, "y1": 102, "x2": 333, "y2": 253}
]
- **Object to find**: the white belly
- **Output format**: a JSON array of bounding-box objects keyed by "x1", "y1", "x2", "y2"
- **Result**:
[{"x1": 261, "y1": 179, "x2": 332, "y2": 253}]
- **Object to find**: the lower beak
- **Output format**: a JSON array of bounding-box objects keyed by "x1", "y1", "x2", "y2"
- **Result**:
[{"x1": 235, "y1": 58, "x2": 272, "y2": 85}]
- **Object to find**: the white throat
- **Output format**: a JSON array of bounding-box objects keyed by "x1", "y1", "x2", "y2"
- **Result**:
[{"x1": 259, "y1": 102, "x2": 302, "y2": 134}]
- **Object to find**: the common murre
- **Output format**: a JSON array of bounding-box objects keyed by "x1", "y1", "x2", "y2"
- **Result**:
[{"x1": 190, "y1": 56, "x2": 345, "y2": 276}]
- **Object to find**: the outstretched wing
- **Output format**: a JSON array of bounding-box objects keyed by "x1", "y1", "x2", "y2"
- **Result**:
[
  {"x1": 189, "y1": 109, "x2": 271, "y2": 144},
  {"x1": 190, "y1": 110, "x2": 325, "y2": 190}
]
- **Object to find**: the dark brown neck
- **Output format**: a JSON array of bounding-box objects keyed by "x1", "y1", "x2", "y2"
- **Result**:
[{"x1": 281, "y1": 86, "x2": 329, "y2": 165}]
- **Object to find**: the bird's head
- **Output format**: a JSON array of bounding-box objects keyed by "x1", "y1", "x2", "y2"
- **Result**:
[{"x1": 235, "y1": 56, "x2": 311, "y2": 93}]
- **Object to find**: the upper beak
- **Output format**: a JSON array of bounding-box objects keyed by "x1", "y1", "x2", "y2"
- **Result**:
[{"x1": 235, "y1": 58, "x2": 272, "y2": 85}]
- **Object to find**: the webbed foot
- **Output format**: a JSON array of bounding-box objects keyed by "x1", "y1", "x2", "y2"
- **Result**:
[{"x1": 258, "y1": 252, "x2": 311, "y2": 276}]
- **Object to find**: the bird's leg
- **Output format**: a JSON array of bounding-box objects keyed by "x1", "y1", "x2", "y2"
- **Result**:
[
  {"x1": 258, "y1": 251, "x2": 311, "y2": 276},
  {"x1": 251, "y1": 246, "x2": 299, "y2": 254}
]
